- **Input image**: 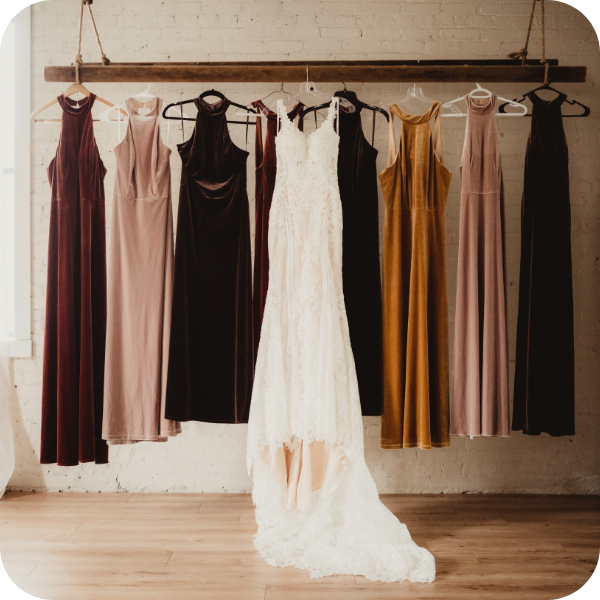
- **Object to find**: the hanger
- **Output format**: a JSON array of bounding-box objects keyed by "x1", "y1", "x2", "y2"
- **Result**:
[
  {"x1": 498, "y1": 82, "x2": 590, "y2": 117},
  {"x1": 397, "y1": 83, "x2": 436, "y2": 108},
  {"x1": 299, "y1": 85, "x2": 389, "y2": 146},
  {"x1": 162, "y1": 87, "x2": 258, "y2": 125},
  {"x1": 441, "y1": 83, "x2": 527, "y2": 117},
  {"x1": 30, "y1": 81, "x2": 128, "y2": 123},
  {"x1": 236, "y1": 83, "x2": 301, "y2": 118},
  {"x1": 298, "y1": 65, "x2": 354, "y2": 112}
]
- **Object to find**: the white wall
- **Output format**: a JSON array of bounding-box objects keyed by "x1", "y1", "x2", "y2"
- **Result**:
[{"x1": 7, "y1": 0, "x2": 600, "y2": 494}]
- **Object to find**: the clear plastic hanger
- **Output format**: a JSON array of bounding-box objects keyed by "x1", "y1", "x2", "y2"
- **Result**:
[
  {"x1": 298, "y1": 65, "x2": 355, "y2": 112},
  {"x1": 441, "y1": 83, "x2": 527, "y2": 117},
  {"x1": 398, "y1": 83, "x2": 436, "y2": 108}
]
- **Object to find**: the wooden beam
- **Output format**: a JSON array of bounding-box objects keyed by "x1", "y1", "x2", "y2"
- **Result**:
[{"x1": 44, "y1": 60, "x2": 587, "y2": 84}]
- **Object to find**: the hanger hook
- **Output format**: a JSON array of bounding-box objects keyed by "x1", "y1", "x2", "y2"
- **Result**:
[{"x1": 342, "y1": 82, "x2": 347, "y2": 91}]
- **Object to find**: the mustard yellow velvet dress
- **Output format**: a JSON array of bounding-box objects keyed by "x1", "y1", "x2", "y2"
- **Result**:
[{"x1": 379, "y1": 102, "x2": 452, "y2": 450}]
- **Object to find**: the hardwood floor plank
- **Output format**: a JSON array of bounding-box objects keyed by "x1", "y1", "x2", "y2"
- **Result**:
[{"x1": 2, "y1": 492, "x2": 597, "y2": 600}]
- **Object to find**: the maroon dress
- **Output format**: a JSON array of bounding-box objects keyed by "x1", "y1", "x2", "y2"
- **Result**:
[
  {"x1": 41, "y1": 94, "x2": 109, "y2": 466},
  {"x1": 251, "y1": 100, "x2": 304, "y2": 357}
]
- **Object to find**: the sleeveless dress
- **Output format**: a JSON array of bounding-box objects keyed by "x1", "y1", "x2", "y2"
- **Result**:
[
  {"x1": 379, "y1": 102, "x2": 452, "y2": 450},
  {"x1": 102, "y1": 97, "x2": 181, "y2": 444},
  {"x1": 41, "y1": 94, "x2": 109, "y2": 466},
  {"x1": 251, "y1": 99, "x2": 304, "y2": 360},
  {"x1": 247, "y1": 99, "x2": 435, "y2": 583},
  {"x1": 334, "y1": 91, "x2": 383, "y2": 417},
  {"x1": 451, "y1": 95, "x2": 509, "y2": 438},
  {"x1": 165, "y1": 97, "x2": 254, "y2": 424},
  {"x1": 513, "y1": 92, "x2": 575, "y2": 436}
]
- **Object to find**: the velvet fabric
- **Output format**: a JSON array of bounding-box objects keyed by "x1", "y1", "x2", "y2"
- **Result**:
[
  {"x1": 251, "y1": 99, "x2": 304, "y2": 360},
  {"x1": 450, "y1": 95, "x2": 510, "y2": 438},
  {"x1": 379, "y1": 102, "x2": 452, "y2": 450},
  {"x1": 41, "y1": 94, "x2": 109, "y2": 466},
  {"x1": 512, "y1": 92, "x2": 575, "y2": 436},
  {"x1": 164, "y1": 97, "x2": 254, "y2": 424},
  {"x1": 333, "y1": 91, "x2": 384, "y2": 416},
  {"x1": 102, "y1": 97, "x2": 181, "y2": 444}
]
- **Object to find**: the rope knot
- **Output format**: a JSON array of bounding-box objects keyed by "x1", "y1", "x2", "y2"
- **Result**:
[
  {"x1": 101, "y1": 53, "x2": 110, "y2": 66},
  {"x1": 507, "y1": 48, "x2": 528, "y2": 66},
  {"x1": 74, "y1": 53, "x2": 83, "y2": 66}
]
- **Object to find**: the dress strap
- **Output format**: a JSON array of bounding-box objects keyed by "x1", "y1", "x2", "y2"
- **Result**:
[
  {"x1": 387, "y1": 105, "x2": 397, "y2": 168},
  {"x1": 328, "y1": 97, "x2": 340, "y2": 134},
  {"x1": 431, "y1": 102, "x2": 444, "y2": 164},
  {"x1": 276, "y1": 99, "x2": 285, "y2": 133}
]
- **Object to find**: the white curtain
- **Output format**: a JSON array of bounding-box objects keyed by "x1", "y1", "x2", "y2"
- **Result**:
[{"x1": 0, "y1": 342, "x2": 14, "y2": 498}]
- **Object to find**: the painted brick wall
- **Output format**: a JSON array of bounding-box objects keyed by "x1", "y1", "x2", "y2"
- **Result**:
[{"x1": 8, "y1": 0, "x2": 600, "y2": 494}]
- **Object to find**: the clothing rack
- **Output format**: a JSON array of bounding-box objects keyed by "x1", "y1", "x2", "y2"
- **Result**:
[{"x1": 44, "y1": 60, "x2": 586, "y2": 84}]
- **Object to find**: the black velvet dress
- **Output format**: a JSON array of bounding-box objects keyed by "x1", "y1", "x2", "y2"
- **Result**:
[
  {"x1": 165, "y1": 97, "x2": 254, "y2": 424},
  {"x1": 302, "y1": 92, "x2": 384, "y2": 416},
  {"x1": 512, "y1": 91, "x2": 575, "y2": 436}
]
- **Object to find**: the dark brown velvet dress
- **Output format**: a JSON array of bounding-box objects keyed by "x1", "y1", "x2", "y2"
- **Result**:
[
  {"x1": 164, "y1": 97, "x2": 254, "y2": 424},
  {"x1": 334, "y1": 92, "x2": 383, "y2": 417},
  {"x1": 41, "y1": 94, "x2": 109, "y2": 466},
  {"x1": 513, "y1": 92, "x2": 575, "y2": 436},
  {"x1": 251, "y1": 99, "x2": 304, "y2": 360}
]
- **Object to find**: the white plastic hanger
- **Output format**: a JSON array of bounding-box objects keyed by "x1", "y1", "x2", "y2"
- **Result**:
[{"x1": 441, "y1": 83, "x2": 528, "y2": 117}]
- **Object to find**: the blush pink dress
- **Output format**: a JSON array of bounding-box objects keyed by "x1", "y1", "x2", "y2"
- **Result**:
[
  {"x1": 102, "y1": 97, "x2": 181, "y2": 444},
  {"x1": 450, "y1": 95, "x2": 509, "y2": 438}
]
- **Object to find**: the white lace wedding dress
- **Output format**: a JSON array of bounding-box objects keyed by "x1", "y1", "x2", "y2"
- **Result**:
[{"x1": 246, "y1": 99, "x2": 435, "y2": 583}]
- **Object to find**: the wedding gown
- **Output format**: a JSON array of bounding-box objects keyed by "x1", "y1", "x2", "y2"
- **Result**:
[{"x1": 247, "y1": 99, "x2": 435, "y2": 583}]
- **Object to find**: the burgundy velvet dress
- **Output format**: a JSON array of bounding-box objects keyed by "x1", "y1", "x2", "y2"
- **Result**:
[
  {"x1": 41, "y1": 94, "x2": 109, "y2": 466},
  {"x1": 165, "y1": 97, "x2": 254, "y2": 424},
  {"x1": 251, "y1": 99, "x2": 303, "y2": 358},
  {"x1": 512, "y1": 92, "x2": 575, "y2": 436}
]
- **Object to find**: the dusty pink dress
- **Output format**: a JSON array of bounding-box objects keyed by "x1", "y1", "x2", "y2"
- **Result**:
[
  {"x1": 450, "y1": 95, "x2": 509, "y2": 438},
  {"x1": 102, "y1": 97, "x2": 181, "y2": 444}
]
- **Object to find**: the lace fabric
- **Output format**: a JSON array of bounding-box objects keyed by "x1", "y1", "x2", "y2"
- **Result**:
[{"x1": 247, "y1": 100, "x2": 435, "y2": 583}]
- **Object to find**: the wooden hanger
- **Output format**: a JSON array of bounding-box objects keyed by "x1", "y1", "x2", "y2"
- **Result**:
[{"x1": 30, "y1": 82, "x2": 128, "y2": 123}]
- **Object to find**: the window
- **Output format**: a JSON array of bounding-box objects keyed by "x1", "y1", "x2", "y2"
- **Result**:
[{"x1": 0, "y1": 6, "x2": 31, "y2": 357}]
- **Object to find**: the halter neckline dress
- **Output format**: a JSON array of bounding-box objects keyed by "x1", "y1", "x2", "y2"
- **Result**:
[
  {"x1": 41, "y1": 94, "x2": 109, "y2": 466},
  {"x1": 379, "y1": 101, "x2": 452, "y2": 450},
  {"x1": 102, "y1": 96, "x2": 181, "y2": 445},
  {"x1": 165, "y1": 96, "x2": 254, "y2": 424}
]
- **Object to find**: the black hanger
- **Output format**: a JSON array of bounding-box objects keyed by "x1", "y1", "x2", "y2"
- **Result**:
[
  {"x1": 162, "y1": 89, "x2": 258, "y2": 124},
  {"x1": 498, "y1": 82, "x2": 590, "y2": 117},
  {"x1": 299, "y1": 87, "x2": 390, "y2": 146}
]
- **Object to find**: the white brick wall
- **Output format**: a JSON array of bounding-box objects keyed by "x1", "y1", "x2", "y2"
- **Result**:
[{"x1": 8, "y1": 0, "x2": 600, "y2": 494}]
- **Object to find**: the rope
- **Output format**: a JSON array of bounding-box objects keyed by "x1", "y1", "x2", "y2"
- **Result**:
[
  {"x1": 73, "y1": 0, "x2": 111, "y2": 85},
  {"x1": 507, "y1": 0, "x2": 550, "y2": 85}
]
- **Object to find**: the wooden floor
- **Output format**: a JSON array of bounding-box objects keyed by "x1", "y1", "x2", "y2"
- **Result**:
[{"x1": 0, "y1": 492, "x2": 598, "y2": 599}]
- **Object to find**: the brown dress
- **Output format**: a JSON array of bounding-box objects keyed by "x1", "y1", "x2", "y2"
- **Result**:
[
  {"x1": 102, "y1": 97, "x2": 181, "y2": 444},
  {"x1": 379, "y1": 102, "x2": 452, "y2": 450},
  {"x1": 512, "y1": 92, "x2": 575, "y2": 436},
  {"x1": 450, "y1": 96, "x2": 509, "y2": 438},
  {"x1": 251, "y1": 99, "x2": 304, "y2": 359},
  {"x1": 41, "y1": 94, "x2": 109, "y2": 466},
  {"x1": 165, "y1": 97, "x2": 254, "y2": 424}
]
